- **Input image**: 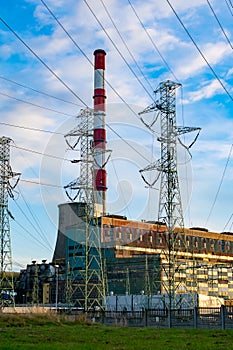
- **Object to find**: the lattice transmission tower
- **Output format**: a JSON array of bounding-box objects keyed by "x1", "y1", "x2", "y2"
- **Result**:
[
  {"x1": 64, "y1": 107, "x2": 106, "y2": 310},
  {"x1": 139, "y1": 81, "x2": 200, "y2": 309},
  {"x1": 0, "y1": 137, "x2": 20, "y2": 307}
]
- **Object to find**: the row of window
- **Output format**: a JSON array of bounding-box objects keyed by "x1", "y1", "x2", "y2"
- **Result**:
[{"x1": 102, "y1": 225, "x2": 233, "y2": 255}]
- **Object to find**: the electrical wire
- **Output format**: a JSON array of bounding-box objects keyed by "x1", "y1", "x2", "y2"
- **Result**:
[
  {"x1": 13, "y1": 120, "x2": 153, "y2": 168},
  {"x1": 12, "y1": 259, "x2": 25, "y2": 269},
  {"x1": 127, "y1": 0, "x2": 179, "y2": 83},
  {"x1": 224, "y1": 0, "x2": 233, "y2": 16},
  {"x1": 40, "y1": 0, "x2": 155, "y2": 122},
  {"x1": 165, "y1": 0, "x2": 233, "y2": 102},
  {"x1": 206, "y1": 0, "x2": 233, "y2": 50},
  {"x1": 0, "y1": 91, "x2": 76, "y2": 117},
  {"x1": 0, "y1": 75, "x2": 83, "y2": 107},
  {"x1": 83, "y1": 0, "x2": 154, "y2": 100},
  {"x1": 17, "y1": 186, "x2": 53, "y2": 250},
  {"x1": 12, "y1": 144, "x2": 72, "y2": 162},
  {"x1": 13, "y1": 219, "x2": 53, "y2": 253},
  {"x1": 111, "y1": 159, "x2": 132, "y2": 218},
  {"x1": 20, "y1": 178, "x2": 63, "y2": 188},
  {"x1": 206, "y1": 144, "x2": 233, "y2": 226},
  {"x1": 0, "y1": 121, "x2": 65, "y2": 135},
  {"x1": 0, "y1": 16, "x2": 88, "y2": 107},
  {"x1": 99, "y1": 0, "x2": 155, "y2": 93},
  {"x1": 39, "y1": 0, "x2": 158, "y2": 164}
]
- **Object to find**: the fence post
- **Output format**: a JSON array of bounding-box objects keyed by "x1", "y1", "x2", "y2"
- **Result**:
[
  {"x1": 101, "y1": 309, "x2": 105, "y2": 325},
  {"x1": 144, "y1": 309, "x2": 148, "y2": 327},
  {"x1": 168, "y1": 308, "x2": 171, "y2": 328},
  {"x1": 220, "y1": 305, "x2": 226, "y2": 330},
  {"x1": 193, "y1": 307, "x2": 198, "y2": 329}
]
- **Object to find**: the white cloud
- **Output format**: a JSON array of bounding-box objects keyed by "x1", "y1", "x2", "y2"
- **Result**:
[{"x1": 184, "y1": 79, "x2": 224, "y2": 102}]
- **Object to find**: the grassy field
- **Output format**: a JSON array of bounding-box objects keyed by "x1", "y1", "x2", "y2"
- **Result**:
[{"x1": 1, "y1": 314, "x2": 233, "y2": 350}]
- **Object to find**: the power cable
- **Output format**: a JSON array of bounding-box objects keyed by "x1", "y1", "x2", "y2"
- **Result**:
[
  {"x1": 39, "y1": 0, "x2": 158, "y2": 163},
  {"x1": 12, "y1": 144, "x2": 72, "y2": 162},
  {"x1": 14, "y1": 142, "x2": 67, "y2": 242},
  {"x1": 206, "y1": 144, "x2": 233, "y2": 226},
  {"x1": 0, "y1": 75, "x2": 83, "y2": 107},
  {"x1": 40, "y1": 0, "x2": 155, "y2": 139},
  {"x1": 105, "y1": 122, "x2": 152, "y2": 163},
  {"x1": 12, "y1": 259, "x2": 25, "y2": 269},
  {"x1": 2, "y1": 3, "x2": 167, "y2": 189},
  {"x1": 111, "y1": 159, "x2": 132, "y2": 218},
  {"x1": 0, "y1": 91, "x2": 76, "y2": 117},
  {"x1": 127, "y1": 0, "x2": 179, "y2": 83},
  {"x1": 13, "y1": 121, "x2": 153, "y2": 170},
  {"x1": 223, "y1": 212, "x2": 233, "y2": 232},
  {"x1": 83, "y1": 0, "x2": 154, "y2": 100},
  {"x1": 20, "y1": 178, "x2": 63, "y2": 188},
  {"x1": 0, "y1": 121, "x2": 65, "y2": 135},
  {"x1": 17, "y1": 186, "x2": 53, "y2": 250},
  {"x1": 12, "y1": 215, "x2": 52, "y2": 252},
  {"x1": 165, "y1": 0, "x2": 233, "y2": 102},
  {"x1": 206, "y1": 0, "x2": 233, "y2": 50},
  {"x1": 224, "y1": 0, "x2": 233, "y2": 16},
  {"x1": 0, "y1": 16, "x2": 88, "y2": 107},
  {"x1": 99, "y1": 0, "x2": 155, "y2": 93}
]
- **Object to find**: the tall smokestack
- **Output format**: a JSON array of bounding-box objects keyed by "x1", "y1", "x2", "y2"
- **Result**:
[{"x1": 93, "y1": 49, "x2": 107, "y2": 216}]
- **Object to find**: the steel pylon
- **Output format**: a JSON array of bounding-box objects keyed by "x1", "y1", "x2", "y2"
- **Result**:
[
  {"x1": 0, "y1": 137, "x2": 20, "y2": 307},
  {"x1": 64, "y1": 108, "x2": 106, "y2": 310},
  {"x1": 139, "y1": 81, "x2": 201, "y2": 308}
]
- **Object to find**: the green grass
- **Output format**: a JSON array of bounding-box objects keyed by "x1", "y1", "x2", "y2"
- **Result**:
[{"x1": 1, "y1": 314, "x2": 233, "y2": 350}]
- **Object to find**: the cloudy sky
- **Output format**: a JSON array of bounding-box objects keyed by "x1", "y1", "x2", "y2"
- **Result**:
[{"x1": 0, "y1": 0, "x2": 232, "y2": 269}]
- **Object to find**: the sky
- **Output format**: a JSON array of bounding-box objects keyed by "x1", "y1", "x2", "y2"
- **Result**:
[{"x1": 0, "y1": 0, "x2": 232, "y2": 270}]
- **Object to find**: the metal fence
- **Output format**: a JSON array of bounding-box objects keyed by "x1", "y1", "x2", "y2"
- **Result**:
[{"x1": 64, "y1": 306, "x2": 233, "y2": 329}]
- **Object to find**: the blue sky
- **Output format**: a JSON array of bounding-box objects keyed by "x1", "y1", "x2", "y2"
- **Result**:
[{"x1": 0, "y1": 0, "x2": 232, "y2": 270}]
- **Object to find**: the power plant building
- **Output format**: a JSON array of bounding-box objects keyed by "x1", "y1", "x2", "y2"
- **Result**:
[{"x1": 52, "y1": 202, "x2": 233, "y2": 305}]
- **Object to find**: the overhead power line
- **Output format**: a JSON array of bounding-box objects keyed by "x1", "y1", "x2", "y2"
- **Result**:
[
  {"x1": 83, "y1": 0, "x2": 154, "y2": 100},
  {"x1": 0, "y1": 121, "x2": 65, "y2": 135},
  {"x1": 205, "y1": 144, "x2": 233, "y2": 226},
  {"x1": 40, "y1": 0, "x2": 159, "y2": 164},
  {"x1": 0, "y1": 16, "x2": 88, "y2": 107},
  {"x1": 40, "y1": 0, "x2": 155, "y2": 123},
  {"x1": 0, "y1": 91, "x2": 75, "y2": 117},
  {"x1": 0, "y1": 75, "x2": 83, "y2": 107},
  {"x1": 12, "y1": 216, "x2": 52, "y2": 252},
  {"x1": 100, "y1": 0, "x2": 155, "y2": 93},
  {"x1": 17, "y1": 187, "x2": 53, "y2": 250},
  {"x1": 127, "y1": 0, "x2": 179, "y2": 83},
  {"x1": 165, "y1": 0, "x2": 233, "y2": 102},
  {"x1": 12, "y1": 144, "x2": 72, "y2": 162},
  {"x1": 207, "y1": 0, "x2": 233, "y2": 50},
  {"x1": 20, "y1": 178, "x2": 63, "y2": 188},
  {"x1": 224, "y1": 0, "x2": 233, "y2": 16}
]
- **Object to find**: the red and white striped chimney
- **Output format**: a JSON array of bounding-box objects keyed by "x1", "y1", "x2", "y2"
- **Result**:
[{"x1": 93, "y1": 49, "x2": 107, "y2": 216}]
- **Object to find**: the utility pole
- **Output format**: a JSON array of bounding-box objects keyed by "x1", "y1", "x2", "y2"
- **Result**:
[
  {"x1": 139, "y1": 81, "x2": 200, "y2": 310},
  {"x1": 0, "y1": 137, "x2": 20, "y2": 307}
]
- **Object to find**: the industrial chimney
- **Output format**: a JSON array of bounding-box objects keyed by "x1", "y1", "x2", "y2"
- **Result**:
[{"x1": 93, "y1": 49, "x2": 107, "y2": 216}]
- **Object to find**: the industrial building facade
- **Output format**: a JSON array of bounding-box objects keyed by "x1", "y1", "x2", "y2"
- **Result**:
[{"x1": 17, "y1": 202, "x2": 233, "y2": 306}]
